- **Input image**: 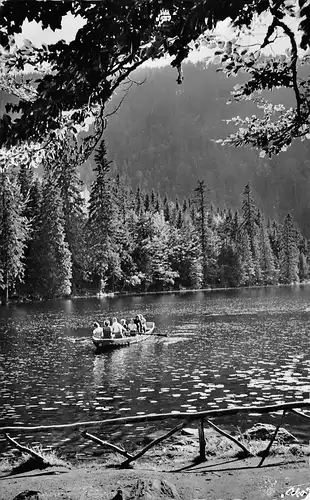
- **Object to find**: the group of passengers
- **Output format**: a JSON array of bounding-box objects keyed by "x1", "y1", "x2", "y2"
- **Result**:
[{"x1": 93, "y1": 314, "x2": 147, "y2": 339}]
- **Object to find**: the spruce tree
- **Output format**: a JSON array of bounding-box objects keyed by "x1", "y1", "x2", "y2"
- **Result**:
[
  {"x1": 258, "y1": 214, "x2": 276, "y2": 284},
  {"x1": 194, "y1": 180, "x2": 208, "y2": 285},
  {"x1": 163, "y1": 194, "x2": 171, "y2": 222},
  {"x1": 28, "y1": 173, "x2": 72, "y2": 298},
  {"x1": 279, "y1": 213, "x2": 299, "y2": 284},
  {"x1": 87, "y1": 140, "x2": 122, "y2": 291},
  {"x1": 299, "y1": 252, "x2": 309, "y2": 282},
  {"x1": 135, "y1": 185, "x2": 144, "y2": 216},
  {"x1": 241, "y1": 183, "x2": 261, "y2": 283},
  {"x1": 46, "y1": 135, "x2": 87, "y2": 293},
  {"x1": 0, "y1": 169, "x2": 30, "y2": 302},
  {"x1": 144, "y1": 192, "x2": 150, "y2": 212}
]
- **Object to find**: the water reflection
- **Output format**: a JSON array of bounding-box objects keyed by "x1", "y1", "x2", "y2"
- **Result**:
[{"x1": 1, "y1": 285, "x2": 310, "y2": 457}]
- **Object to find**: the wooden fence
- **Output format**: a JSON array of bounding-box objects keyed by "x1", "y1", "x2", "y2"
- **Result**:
[{"x1": 1, "y1": 400, "x2": 310, "y2": 468}]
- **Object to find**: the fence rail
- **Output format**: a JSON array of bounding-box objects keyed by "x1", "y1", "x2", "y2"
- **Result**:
[{"x1": 1, "y1": 400, "x2": 310, "y2": 468}]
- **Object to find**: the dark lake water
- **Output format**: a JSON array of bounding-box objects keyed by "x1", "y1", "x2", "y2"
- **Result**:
[{"x1": 1, "y1": 286, "x2": 310, "y2": 459}]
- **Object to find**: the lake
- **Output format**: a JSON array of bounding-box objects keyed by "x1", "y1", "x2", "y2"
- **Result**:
[{"x1": 1, "y1": 285, "x2": 310, "y2": 459}]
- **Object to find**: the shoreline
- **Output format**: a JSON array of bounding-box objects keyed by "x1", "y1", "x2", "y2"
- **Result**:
[{"x1": 3, "y1": 281, "x2": 310, "y2": 306}]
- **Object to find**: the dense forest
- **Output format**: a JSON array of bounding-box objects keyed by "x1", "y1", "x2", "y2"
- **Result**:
[
  {"x1": 0, "y1": 133, "x2": 308, "y2": 303},
  {"x1": 88, "y1": 63, "x2": 310, "y2": 237}
]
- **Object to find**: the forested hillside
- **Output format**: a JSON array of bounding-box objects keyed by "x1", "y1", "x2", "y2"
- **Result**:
[
  {"x1": 93, "y1": 63, "x2": 310, "y2": 237},
  {"x1": 1, "y1": 136, "x2": 307, "y2": 303}
]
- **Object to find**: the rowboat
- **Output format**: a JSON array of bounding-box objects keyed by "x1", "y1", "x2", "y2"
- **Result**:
[{"x1": 92, "y1": 322, "x2": 155, "y2": 350}]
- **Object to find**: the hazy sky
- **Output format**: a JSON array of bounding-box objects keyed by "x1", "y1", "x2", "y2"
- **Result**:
[{"x1": 15, "y1": 11, "x2": 292, "y2": 68}]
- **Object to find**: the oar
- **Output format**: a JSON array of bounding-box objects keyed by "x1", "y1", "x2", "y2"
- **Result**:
[{"x1": 145, "y1": 332, "x2": 168, "y2": 337}]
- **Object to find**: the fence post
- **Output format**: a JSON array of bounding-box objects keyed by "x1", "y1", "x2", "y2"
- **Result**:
[{"x1": 197, "y1": 419, "x2": 206, "y2": 461}]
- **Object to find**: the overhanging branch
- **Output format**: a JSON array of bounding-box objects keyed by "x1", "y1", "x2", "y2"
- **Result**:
[{"x1": 274, "y1": 18, "x2": 302, "y2": 119}]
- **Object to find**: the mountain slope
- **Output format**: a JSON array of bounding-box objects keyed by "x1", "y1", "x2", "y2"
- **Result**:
[{"x1": 103, "y1": 62, "x2": 310, "y2": 236}]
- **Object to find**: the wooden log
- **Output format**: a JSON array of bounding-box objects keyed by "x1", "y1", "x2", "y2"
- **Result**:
[
  {"x1": 5, "y1": 434, "x2": 45, "y2": 464},
  {"x1": 197, "y1": 419, "x2": 206, "y2": 461},
  {"x1": 81, "y1": 431, "x2": 133, "y2": 459},
  {"x1": 206, "y1": 419, "x2": 252, "y2": 457},
  {"x1": 1, "y1": 401, "x2": 309, "y2": 434},
  {"x1": 290, "y1": 408, "x2": 310, "y2": 421},
  {"x1": 258, "y1": 409, "x2": 286, "y2": 467},
  {"x1": 121, "y1": 421, "x2": 186, "y2": 467}
]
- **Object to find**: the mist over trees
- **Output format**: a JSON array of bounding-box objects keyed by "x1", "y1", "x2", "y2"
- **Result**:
[{"x1": 98, "y1": 64, "x2": 310, "y2": 238}]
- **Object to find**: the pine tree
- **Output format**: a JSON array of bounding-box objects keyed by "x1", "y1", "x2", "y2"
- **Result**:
[
  {"x1": 155, "y1": 191, "x2": 163, "y2": 213},
  {"x1": 299, "y1": 252, "x2": 309, "y2": 282},
  {"x1": 135, "y1": 185, "x2": 144, "y2": 216},
  {"x1": 28, "y1": 173, "x2": 72, "y2": 298},
  {"x1": 258, "y1": 214, "x2": 276, "y2": 284},
  {"x1": 150, "y1": 189, "x2": 156, "y2": 211},
  {"x1": 238, "y1": 232, "x2": 255, "y2": 285},
  {"x1": 46, "y1": 135, "x2": 87, "y2": 293},
  {"x1": 163, "y1": 194, "x2": 171, "y2": 222},
  {"x1": 194, "y1": 180, "x2": 208, "y2": 285},
  {"x1": 18, "y1": 178, "x2": 42, "y2": 296},
  {"x1": 279, "y1": 213, "x2": 299, "y2": 284},
  {"x1": 87, "y1": 140, "x2": 122, "y2": 291},
  {"x1": 241, "y1": 183, "x2": 261, "y2": 283},
  {"x1": 0, "y1": 169, "x2": 30, "y2": 302},
  {"x1": 144, "y1": 192, "x2": 150, "y2": 212}
]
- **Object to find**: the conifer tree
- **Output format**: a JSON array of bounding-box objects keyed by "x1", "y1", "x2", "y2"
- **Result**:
[
  {"x1": 28, "y1": 172, "x2": 72, "y2": 298},
  {"x1": 169, "y1": 212, "x2": 202, "y2": 289},
  {"x1": 155, "y1": 191, "x2": 163, "y2": 213},
  {"x1": 238, "y1": 232, "x2": 255, "y2": 285},
  {"x1": 257, "y1": 213, "x2": 276, "y2": 284},
  {"x1": 150, "y1": 189, "x2": 156, "y2": 211},
  {"x1": 163, "y1": 194, "x2": 171, "y2": 222},
  {"x1": 194, "y1": 180, "x2": 208, "y2": 284},
  {"x1": 18, "y1": 164, "x2": 33, "y2": 203},
  {"x1": 299, "y1": 252, "x2": 309, "y2": 282},
  {"x1": 46, "y1": 135, "x2": 87, "y2": 293},
  {"x1": 144, "y1": 192, "x2": 150, "y2": 212},
  {"x1": 87, "y1": 140, "x2": 122, "y2": 291},
  {"x1": 182, "y1": 198, "x2": 188, "y2": 213},
  {"x1": 135, "y1": 185, "x2": 144, "y2": 216},
  {"x1": 0, "y1": 168, "x2": 30, "y2": 302},
  {"x1": 241, "y1": 183, "x2": 261, "y2": 283},
  {"x1": 267, "y1": 219, "x2": 281, "y2": 264},
  {"x1": 279, "y1": 213, "x2": 300, "y2": 284}
]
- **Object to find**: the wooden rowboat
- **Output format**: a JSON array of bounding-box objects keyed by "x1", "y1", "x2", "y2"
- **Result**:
[{"x1": 92, "y1": 322, "x2": 155, "y2": 350}]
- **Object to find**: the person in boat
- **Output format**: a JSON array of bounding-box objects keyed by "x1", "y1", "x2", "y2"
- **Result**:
[
  {"x1": 139, "y1": 314, "x2": 147, "y2": 333},
  {"x1": 111, "y1": 317, "x2": 126, "y2": 338},
  {"x1": 120, "y1": 319, "x2": 130, "y2": 336},
  {"x1": 93, "y1": 322, "x2": 103, "y2": 337},
  {"x1": 133, "y1": 314, "x2": 143, "y2": 334},
  {"x1": 102, "y1": 320, "x2": 113, "y2": 339},
  {"x1": 127, "y1": 318, "x2": 137, "y2": 335}
]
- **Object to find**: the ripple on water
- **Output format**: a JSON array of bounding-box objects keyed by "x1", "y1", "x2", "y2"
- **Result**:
[{"x1": 1, "y1": 287, "x2": 310, "y2": 455}]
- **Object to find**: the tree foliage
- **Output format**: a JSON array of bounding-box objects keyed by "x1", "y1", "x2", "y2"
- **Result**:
[{"x1": 1, "y1": 1, "x2": 310, "y2": 159}]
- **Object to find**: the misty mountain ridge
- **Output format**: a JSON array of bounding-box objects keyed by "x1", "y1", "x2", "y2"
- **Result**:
[
  {"x1": 1, "y1": 63, "x2": 310, "y2": 236},
  {"x1": 100, "y1": 62, "x2": 310, "y2": 236}
]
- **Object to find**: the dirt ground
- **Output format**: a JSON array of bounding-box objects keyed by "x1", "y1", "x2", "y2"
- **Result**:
[
  {"x1": 1, "y1": 428, "x2": 309, "y2": 500},
  {"x1": 1, "y1": 455, "x2": 310, "y2": 500}
]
